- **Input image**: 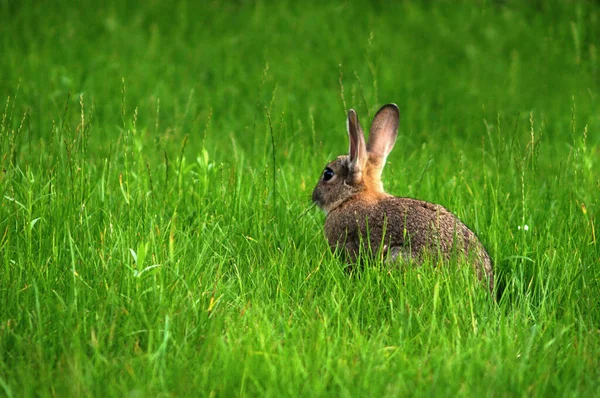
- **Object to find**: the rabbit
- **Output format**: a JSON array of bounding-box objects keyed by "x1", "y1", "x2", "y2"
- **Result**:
[{"x1": 312, "y1": 103, "x2": 494, "y2": 292}]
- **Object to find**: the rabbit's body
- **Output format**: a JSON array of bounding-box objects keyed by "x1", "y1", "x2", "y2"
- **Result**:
[
  {"x1": 312, "y1": 104, "x2": 494, "y2": 291},
  {"x1": 324, "y1": 192, "x2": 493, "y2": 290}
]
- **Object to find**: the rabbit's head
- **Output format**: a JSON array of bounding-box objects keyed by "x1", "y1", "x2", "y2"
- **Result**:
[{"x1": 312, "y1": 104, "x2": 400, "y2": 213}]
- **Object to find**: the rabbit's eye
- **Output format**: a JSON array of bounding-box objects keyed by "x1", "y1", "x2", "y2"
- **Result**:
[{"x1": 322, "y1": 167, "x2": 334, "y2": 181}]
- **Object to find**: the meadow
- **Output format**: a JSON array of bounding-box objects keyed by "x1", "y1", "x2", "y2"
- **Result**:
[{"x1": 1, "y1": 0, "x2": 599, "y2": 396}]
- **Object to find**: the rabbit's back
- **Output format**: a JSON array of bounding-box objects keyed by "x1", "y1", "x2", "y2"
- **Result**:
[{"x1": 325, "y1": 195, "x2": 493, "y2": 289}]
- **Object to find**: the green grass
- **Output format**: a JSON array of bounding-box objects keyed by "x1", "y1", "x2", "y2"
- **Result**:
[{"x1": 1, "y1": 0, "x2": 599, "y2": 396}]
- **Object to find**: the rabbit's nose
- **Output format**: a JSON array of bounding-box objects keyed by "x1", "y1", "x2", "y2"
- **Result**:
[{"x1": 311, "y1": 189, "x2": 322, "y2": 207}]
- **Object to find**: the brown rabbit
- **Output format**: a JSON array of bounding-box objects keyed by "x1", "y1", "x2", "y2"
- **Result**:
[{"x1": 312, "y1": 104, "x2": 494, "y2": 291}]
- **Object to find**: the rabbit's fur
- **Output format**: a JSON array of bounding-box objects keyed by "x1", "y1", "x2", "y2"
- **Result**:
[{"x1": 312, "y1": 104, "x2": 494, "y2": 291}]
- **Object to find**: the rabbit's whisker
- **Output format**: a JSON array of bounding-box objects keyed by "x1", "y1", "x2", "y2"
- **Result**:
[{"x1": 298, "y1": 203, "x2": 317, "y2": 219}]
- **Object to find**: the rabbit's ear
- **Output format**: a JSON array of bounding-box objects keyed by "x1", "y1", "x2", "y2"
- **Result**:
[
  {"x1": 367, "y1": 104, "x2": 400, "y2": 167},
  {"x1": 347, "y1": 109, "x2": 367, "y2": 177}
]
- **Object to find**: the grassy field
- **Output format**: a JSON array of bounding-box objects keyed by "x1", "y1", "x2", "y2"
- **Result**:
[{"x1": 1, "y1": 0, "x2": 599, "y2": 396}]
